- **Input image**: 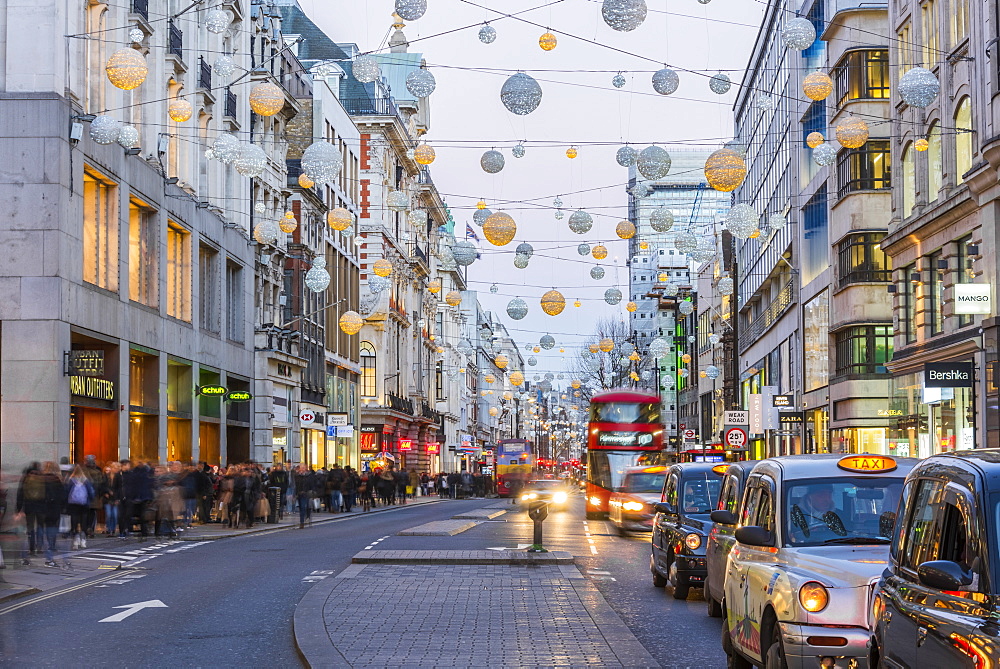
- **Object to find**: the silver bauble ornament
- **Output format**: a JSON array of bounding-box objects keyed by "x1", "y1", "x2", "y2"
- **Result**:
[
  {"x1": 568, "y1": 210, "x2": 593, "y2": 234},
  {"x1": 616, "y1": 145, "x2": 638, "y2": 167},
  {"x1": 602, "y1": 0, "x2": 648, "y2": 32},
  {"x1": 652, "y1": 68, "x2": 679, "y2": 95},
  {"x1": 604, "y1": 288, "x2": 623, "y2": 305},
  {"x1": 479, "y1": 24, "x2": 497, "y2": 43},
  {"x1": 781, "y1": 17, "x2": 816, "y2": 50},
  {"x1": 650, "y1": 207, "x2": 674, "y2": 232},
  {"x1": 709, "y1": 73, "x2": 731, "y2": 94},
  {"x1": 898, "y1": 67, "x2": 940, "y2": 108},
  {"x1": 590, "y1": 266, "x2": 606, "y2": 280},
  {"x1": 500, "y1": 72, "x2": 542, "y2": 115},
  {"x1": 352, "y1": 56, "x2": 381, "y2": 83},
  {"x1": 481, "y1": 150, "x2": 506, "y2": 173},
  {"x1": 637, "y1": 145, "x2": 671, "y2": 180},
  {"x1": 405, "y1": 68, "x2": 436, "y2": 97},
  {"x1": 507, "y1": 298, "x2": 528, "y2": 320}
]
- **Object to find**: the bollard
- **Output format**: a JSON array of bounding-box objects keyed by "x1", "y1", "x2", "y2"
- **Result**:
[{"x1": 527, "y1": 500, "x2": 549, "y2": 552}]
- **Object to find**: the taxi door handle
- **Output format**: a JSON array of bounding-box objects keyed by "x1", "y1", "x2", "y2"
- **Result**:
[{"x1": 917, "y1": 627, "x2": 927, "y2": 646}]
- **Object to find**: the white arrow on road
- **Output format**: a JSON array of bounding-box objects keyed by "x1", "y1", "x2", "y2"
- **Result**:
[
  {"x1": 486, "y1": 544, "x2": 532, "y2": 551},
  {"x1": 98, "y1": 600, "x2": 168, "y2": 623}
]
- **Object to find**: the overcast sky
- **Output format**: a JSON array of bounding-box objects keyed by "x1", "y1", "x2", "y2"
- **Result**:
[{"x1": 302, "y1": 0, "x2": 764, "y2": 375}]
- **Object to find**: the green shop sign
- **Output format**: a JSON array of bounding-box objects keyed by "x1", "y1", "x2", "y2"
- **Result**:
[
  {"x1": 197, "y1": 385, "x2": 228, "y2": 397},
  {"x1": 225, "y1": 390, "x2": 253, "y2": 402}
]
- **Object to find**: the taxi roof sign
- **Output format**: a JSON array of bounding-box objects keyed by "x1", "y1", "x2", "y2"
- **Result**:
[
  {"x1": 837, "y1": 455, "x2": 897, "y2": 474},
  {"x1": 642, "y1": 466, "x2": 667, "y2": 473},
  {"x1": 712, "y1": 464, "x2": 730, "y2": 476}
]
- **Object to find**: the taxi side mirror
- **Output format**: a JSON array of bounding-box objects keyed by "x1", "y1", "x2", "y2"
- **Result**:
[
  {"x1": 710, "y1": 509, "x2": 738, "y2": 525},
  {"x1": 735, "y1": 525, "x2": 774, "y2": 547},
  {"x1": 917, "y1": 560, "x2": 973, "y2": 591},
  {"x1": 654, "y1": 502, "x2": 676, "y2": 515}
]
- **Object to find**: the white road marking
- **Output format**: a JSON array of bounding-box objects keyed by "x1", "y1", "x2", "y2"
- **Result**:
[
  {"x1": 98, "y1": 599, "x2": 168, "y2": 623},
  {"x1": 589, "y1": 545, "x2": 598, "y2": 555}
]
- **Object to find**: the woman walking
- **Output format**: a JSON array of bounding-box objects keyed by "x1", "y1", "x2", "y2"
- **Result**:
[{"x1": 64, "y1": 465, "x2": 95, "y2": 549}]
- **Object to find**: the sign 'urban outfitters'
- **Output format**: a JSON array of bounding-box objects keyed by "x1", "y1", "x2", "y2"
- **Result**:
[
  {"x1": 69, "y1": 375, "x2": 115, "y2": 401},
  {"x1": 924, "y1": 362, "x2": 974, "y2": 388}
]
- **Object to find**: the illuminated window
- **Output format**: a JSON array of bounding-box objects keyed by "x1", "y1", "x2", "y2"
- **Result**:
[
  {"x1": 835, "y1": 325, "x2": 893, "y2": 376},
  {"x1": 837, "y1": 140, "x2": 891, "y2": 196},
  {"x1": 199, "y1": 245, "x2": 219, "y2": 333},
  {"x1": 927, "y1": 122, "x2": 942, "y2": 199},
  {"x1": 360, "y1": 341, "x2": 376, "y2": 397},
  {"x1": 927, "y1": 250, "x2": 944, "y2": 335},
  {"x1": 901, "y1": 144, "x2": 915, "y2": 218},
  {"x1": 83, "y1": 169, "x2": 118, "y2": 291},
  {"x1": 955, "y1": 97, "x2": 972, "y2": 183},
  {"x1": 166, "y1": 221, "x2": 191, "y2": 321},
  {"x1": 838, "y1": 233, "x2": 891, "y2": 286},
  {"x1": 834, "y1": 50, "x2": 889, "y2": 107},
  {"x1": 955, "y1": 236, "x2": 975, "y2": 327},
  {"x1": 902, "y1": 264, "x2": 917, "y2": 344},
  {"x1": 128, "y1": 198, "x2": 156, "y2": 305}
]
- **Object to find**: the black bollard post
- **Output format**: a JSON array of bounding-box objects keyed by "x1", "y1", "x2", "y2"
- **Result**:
[{"x1": 527, "y1": 500, "x2": 549, "y2": 552}]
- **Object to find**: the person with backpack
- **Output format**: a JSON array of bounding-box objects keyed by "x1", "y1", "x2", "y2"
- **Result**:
[
  {"x1": 65, "y1": 465, "x2": 95, "y2": 549},
  {"x1": 15, "y1": 462, "x2": 44, "y2": 560},
  {"x1": 36, "y1": 462, "x2": 67, "y2": 567}
]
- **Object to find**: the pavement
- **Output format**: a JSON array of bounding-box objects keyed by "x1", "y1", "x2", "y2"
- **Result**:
[
  {"x1": 0, "y1": 495, "x2": 442, "y2": 604},
  {"x1": 293, "y1": 501, "x2": 661, "y2": 668}
]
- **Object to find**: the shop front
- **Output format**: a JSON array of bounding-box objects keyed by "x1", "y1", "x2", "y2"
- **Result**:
[
  {"x1": 888, "y1": 362, "x2": 976, "y2": 457},
  {"x1": 67, "y1": 343, "x2": 119, "y2": 465}
]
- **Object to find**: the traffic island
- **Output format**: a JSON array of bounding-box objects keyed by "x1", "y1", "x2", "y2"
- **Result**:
[{"x1": 351, "y1": 549, "x2": 574, "y2": 565}]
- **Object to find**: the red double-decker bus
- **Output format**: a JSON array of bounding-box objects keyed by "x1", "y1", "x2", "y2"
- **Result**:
[{"x1": 586, "y1": 389, "x2": 667, "y2": 519}]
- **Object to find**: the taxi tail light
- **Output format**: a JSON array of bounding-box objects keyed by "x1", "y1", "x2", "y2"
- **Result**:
[{"x1": 806, "y1": 637, "x2": 848, "y2": 647}]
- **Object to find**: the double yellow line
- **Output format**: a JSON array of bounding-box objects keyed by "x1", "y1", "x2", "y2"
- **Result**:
[{"x1": 0, "y1": 569, "x2": 139, "y2": 616}]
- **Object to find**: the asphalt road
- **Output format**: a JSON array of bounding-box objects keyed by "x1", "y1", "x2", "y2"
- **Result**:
[{"x1": 0, "y1": 493, "x2": 725, "y2": 668}]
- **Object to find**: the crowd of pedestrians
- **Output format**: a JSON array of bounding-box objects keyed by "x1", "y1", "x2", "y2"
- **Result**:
[{"x1": 9, "y1": 456, "x2": 495, "y2": 566}]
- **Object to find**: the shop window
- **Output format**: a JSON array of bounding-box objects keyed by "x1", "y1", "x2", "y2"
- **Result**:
[
  {"x1": 834, "y1": 325, "x2": 893, "y2": 376},
  {"x1": 83, "y1": 168, "x2": 119, "y2": 291},
  {"x1": 360, "y1": 341, "x2": 376, "y2": 397},
  {"x1": 166, "y1": 221, "x2": 191, "y2": 321},
  {"x1": 199, "y1": 245, "x2": 219, "y2": 333},
  {"x1": 128, "y1": 199, "x2": 157, "y2": 306},
  {"x1": 226, "y1": 260, "x2": 243, "y2": 342},
  {"x1": 921, "y1": 0, "x2": 939, "y2": 67},
  {"x1": 901, "y1": 144, "x2": 915, "y2": 218},
  {"x1": 928, "y1": 250, "x2": 944, "y2": 334},
  {"x1": 838, "y1": 233, "x2": 891, "y2": 286},
  {"x1": 837, "y1": 140, "x2": 891, "y2": 196},
  {"x1": 834, "y1": 50, "x2": 889, "y2": 107},
  {"x1": 955, "y1": 97, "x2": 973, "y2": 183},
  {"x1": 902, "y1": 264, "x2": 917, "y2": 343},
  {"x1": 955, "y1": 236, "x2": 974, "y2": 327},
  {"x1": 927, "y1": 122, "x2": 942, "y2": 200}
]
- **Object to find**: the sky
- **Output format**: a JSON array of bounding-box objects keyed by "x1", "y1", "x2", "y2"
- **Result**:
[{"x1": 301, "y1": 0, "x2": 765, "y2": 375}]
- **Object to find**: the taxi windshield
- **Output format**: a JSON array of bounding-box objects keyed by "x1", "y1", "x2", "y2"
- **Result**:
[
  {"x1": 621, "y1": 472, "x2": 665, "y2": 493},
  {"x1": 784, "y1": 477, "x2": 904, "y2": 547},
  {"x1": 680, "y1": 477, "x2": 722, "y2": 515}
]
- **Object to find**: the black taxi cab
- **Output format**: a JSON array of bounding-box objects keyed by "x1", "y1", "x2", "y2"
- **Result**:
[
  {"x1": 722, "y1": 453, "x2": 916, "y2": 669},
  {"x1": 650, "y1": 462, "x2": 725, "y2": 600},
  {"x1": 705, "y1": 460, "x2": 758, "y2": 618},
  {"x1": 872, "y1": 449, "x2": 1000, "y2": 668}
]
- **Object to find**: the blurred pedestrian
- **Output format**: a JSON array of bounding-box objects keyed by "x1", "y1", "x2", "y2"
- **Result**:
[
  {"x1": 408, "y1": 469, "x2": 420, "y2": 500},
  {"x1": 14, "y1": 462, "x2": 44, "y2": 561},
  {"x1": 122, "y1": 460, "x2": 153, "y2": 540},
  {"x1": 82, "y1": 454, "x2": 105, "y2": 537},
  {"x1": 358, "y1": 472, "x2": 371, "y2": 512},
  {"x1": 38, "y1": 462, "x2": 66, "y2": 566},
  {"x1": 293, "y1": 465, "x2": 315, "y2": 529},
  {"x1": 342, "y1": 467, "x2": 358, "y2": 512},
  {"x1": 269, "y1": 463, "x2": 289, "y2": 520},
  {"x1": 65, "y1": 465, "x2": 95, "y2": 549},
  {"x1": 103, "y1": 461, "x2": 122, "y2": 536}
]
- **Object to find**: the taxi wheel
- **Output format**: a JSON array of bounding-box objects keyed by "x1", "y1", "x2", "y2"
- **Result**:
[
  {"x1": 763, "y1": 623, "x2": 787, "y2": 669},
  {"x1": 671, "y1": 582, "x2": 690, "y2": 599},
  {"x1": 721, "y1": 614, "x2": 753, "y2": 669},
  {"x1": 669, "y1": 560, "x2": 689, "y2": 599},
  {"x1": 650, "y1": 554, "x2": 668, "y2": 588},
  {"x1": 616, "y1": 524, "x2": 628, "y2": 537},
  {"x1": 705, "y1": 579, "x2": 723, "y2": 618}
]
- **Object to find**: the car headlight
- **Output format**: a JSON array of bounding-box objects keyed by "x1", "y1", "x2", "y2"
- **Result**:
[
  {"x1": 588, "y1": 496, "x2": 602, "y2": 507},
  {"x1": 521, "y1": 492, "x2": 537, "y2": 501},
  {"x1": 799, "y1": 582, "x2": 829, "y2": 612},
  {"x1": 622, "y1": 501, "x2": 645, "y2": 512},
  {"x1": 552, "y1": 491, "x2": 568, "y2": 504},
  {"x1": 684, "y1": 533, "x2": 702, "y2": 550}
]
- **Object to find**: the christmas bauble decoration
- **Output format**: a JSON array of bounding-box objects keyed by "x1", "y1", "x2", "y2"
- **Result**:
[
  {"x1": 767, "y1": 213, "x2": 786, "y2": 231},
  {"x1": 489, "y1": 283, "x2": 498, "y2": 294},
  {"x1": 168, "y1": 99, "x2": 193, "y2": 122},
  {"x1": 602, "y1": 0, "x2": 648, "y2": 32},
  {"x1": 445, "y1": 290, "x2": 462, "y2": 306},
  {"x1": 705, "y1": 365, "x2": 721, "y2": 379},
  {"x1": 510, "y1": 371, "x2": 525, "y2": 386},
  {"x1": 481, "y1": 149, "x2": 505, "y2": 173},
  {"x1": 806, "y1": 132, "x2": 824, "y2": 148},
  {"x1": 802, "y1": 71, "x2": 833, "y2": 100},
  {"x1": 249, "y1": 82, "x2": 284, "y2": 116},
  {"x1": 129, "y1": 28, "x2": 144, "y2": 44},
  {"x1": 386, "y1": 190, "x2": 409, "y2": 212},
  {"x1": 540, "y1": 334, "x2": 556, "y2": 349},
  {"x1": 279, "y1": 212, "x2": 298, "y2": 234},
  {"x1": 507, "y1": 298, "x2": 529, "y2": 320},
  {"x1": 678, "y1": 300, "x2": 694, "y2": 315},
  {"x1": 500, "y1": 72, "x2": 542, "y2": 115},
  {"x1": 479, "y1": 24, "x2": 497, "y2": 43},
  {"x1": 213, "y1": 133, "x2": 240, "y2": 164},
  {"x1": 626, "y1": 301, "x2": 638, "y2": 312},
  {"x1": 599, "y1": 338, "x2": 615, "y2": 352},
  {"x1": 298, "y1": 173, "x2": 314, "y2": 189},
  {"x1": 648, "y1": 337, "x2": 669, "y2": 357},
  {"x1": 725, "y1": 204, "x2": 758, "y2": 238},
  {"x1": 616, "y1": 145, "x2": 638, "y2": 167},
  {"x1": 709, "y1": 73, "x2": 731, "y2": 94},
  {"x1": 473, "y1": 208, "x2": 492, "y2": 226},
  {"x1": 234, "y1": 143, "x2": 267, "y2": 177},
  {"x1": 898, "y1": 67, "x2": 939, "y2": 108},
  {"x1": 915, "y1": 138, "x2": 929, "y2": 151},
  {"x1": 709, "y1": 333, "x2": 721, "y2": 345},
  {"x1": 612, "y1": 73, "x2": 626, "y2": 88},
  {"x1": 253, "y1": 220, "x2": 280, "y2": 245},
  {"x1": 605, "y1": 288, "x2": 622, "y2": 304},
  {"x1": 408, "y1": 210, "x2": 428, "y2": 227},
  {"x1": 301, "y1": 141, "x2": 344, "y2": 186},
  {"x1": 214, "y1": 55, "x2": 235, "y2": 79},
  {"x1": 781, "y1": 17, "x2": 816, "y2": 50},
  {"x1": 754, "y1": 95, "x2": 775, "y2": 112},
  {"x1": 592, "y1": 245, "x2": 608, "y2": 260},
  {"x1": 566, "y1": 146, "x2": 579, "y2": 159},
  {"x1": 106, "y1": 48, "x2": 148, "y2": 90},
  {"x1": 305, "y1": 257, "x2": 330, "y2": 292},
  {"x1": 813, "y1": 143, "x2": 837, "y2": 166},
  {"x1": 539, "y1": 31, "x2": 557, "y2": 51},
  {"x1": 339, "y1": 311, "x2": 364, "y2": 335},
  {"x1": 616, "y1": 220, "x2": 637, "y2": 239},
  {"x1": 578, "y1": 243, "x2": 591, "y2": 256},
  {"x1": 117, "y1": 125, "x2": 139, "y2": 149},
  {"x1": 705, "y1": 148, "x2": 747, "y2": 192},
  {"x1": 325, "y1": 208, "x2": 352, "y2": 231},
  {"x1": 527, "y1": 356, "x2": 537, "y2": 366},
  {"x1": 513, "y1": 254, "x2": 529, "y2": 269},
  {"x1": 395, "y1": 0, "x2": 427, "y2": 21},
  {"x1": 568, "y1": 210, "x2": 593, "y2": 234},
  {"x1": 483, "y1": 211, "x2": 517, "y2": 246},
  {"x1": 652, "y1": 68, "x2": 679, "y2": 95},
  {"x1": 205, "y1": 8, "x2": 233, "y2": 33},
  {"x1": 516, "y1": 242, "x2": 534, "y2": 258},
  {"x1": 691, "y1": 240, "x2": 716, "y2": 263},
  {"x1": 352, "y1": 56, "x2": 381, "y2": 83},
  {"x1": 368, "y1": 275, "x2": 390, "y2": 293},
  {"x1": 373, "y1": 259, "x2": 393, "y2": 277},
  {"x1": 540, "y1": 290, "x2": 566, "y2": 316},
  {"x1": 591, "y1": 265, "x2": 606, "y2": 280},
  {"x1": 836, "y1": 117, "x2": 869, "y2": 149},
  {"x1": 650, "y1": 207, "x2": 674, "y2": 232},
  {"x1": 637, "y1": 145, "x2": 671, "y2": 180},
  {"x1": 452, "y1": 240, "x2": 477, "y2": 266},
  {"x1": 672, "y1": 231, "x2": 697, "y2": 253},
  {"x1": 494, "y1": 354, "x2": 509, "y2": 369},
  {"x1": 512, "y1": 143, "x2": 525, "y2": 158},
  {"x1": 413, "y1": 143, "x2": 435, "y2": 165}
]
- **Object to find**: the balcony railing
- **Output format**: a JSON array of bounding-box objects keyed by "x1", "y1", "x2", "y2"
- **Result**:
[
  {"x1": 341, "y1": 97, "x2": 399, "y2": 118},
  {"x1": 168, "y1": 21, "x2": 183, "y2": 59},
  {"x1": 198, "y1": 56, "x2": 212, "y2": 90},
  {"x1": 386, "y1": 393, "x2": 414, "y2": 415},
  {"x1": 225, "y1": 88, "x2": 237, "y2": 118},
  {"x1": 738, "y1": 279, "x2": 796, "y2": 352},
  {"x1": 131, "y1": 0, "x2": 148, "y2": 20},
  {"x1": 411, "y1": 244, "x2": 428, "y2": 267}
]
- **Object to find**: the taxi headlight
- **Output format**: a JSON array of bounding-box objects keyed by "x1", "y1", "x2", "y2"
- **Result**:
[
  {"x1": 588, "y1": 496, "x2": 602, "y2": 507},
  {"x1": 684, "y1": 533, "x2": 702, "y2": 550},
  {"x1": 552, "y1": 491, "x2": 568, "y2": 504},
  {"x1": 521, "y1": 492, "x2": 537, "y2": 501},
  {"x1": 799, "y1": 582, "x2": 829, "y2": 613},
  {"x1": 622, "y1": 501, "x2": 645, "y2": 512}
]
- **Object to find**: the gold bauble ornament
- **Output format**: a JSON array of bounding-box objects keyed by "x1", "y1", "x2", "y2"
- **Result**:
[
  {"x1": 476, "y1": 199, "x2": 487, "y2": 210},
  {"x1": 414, "y1": 143, "x2": 436, "y2": 165},
  {"x1": 168, "y1": 99, "x2": 193, "y2": 122},
  {"x1": 802, "y1": 71, "x2": 833, "y2": 101},
  {"x1": 616, "y1": 220, "x2": 637, "y2": 239},
  {"x1": 539, "y1": 32, "x2": 558, "y2": 51},
  {"x1": 626, "y1": 301, "x2": 638, "y2": 312},
  {"x1": 836, "y1": 117, "x2": 869, "y2": 149},
  {"x1": 483, "y1": 211, "x2": 516, "y2": 246},
  {"x1": 428, "y1": 278, "x2": 442, "y2": 294},
  {"x1": 249, "y1": 82, "x2": 285, "y2": 116},
  {"x1": 279, "y1": 215, "x2": 297, "y2": 233},
  {"x1": 657, "y1": 272, "x2": 668, "y2": 282},
  {"x1": 806, "y1": 132, "x2": 825, "y2": 149},
  {"x1": 681, "y1": 353, "x2": 692, "y2": 363},
  {"x1": 540, "y1": 289, "x2": 566, "y2": 316},
  {"x1": 298, "y1": 173, "x2": 315, "y2": 189},
  {"x1": 339, "y1": 311, "x2": 363, "y2": 335},
  {"x1": 106, "y1": 48, "x2": 148, "y2": 90},
  {"x1": 915, "y1": 138, "x2": 929, "y2": 152},
  {"x1": 510, "y1": 371, "x2": 525, "y2": 386},
  {"x1": 373, "y1": 259, "x2": 393, "y2": 277},
  {"x1": 574, "y1": 299, "x2": 582, "y2": 307},
  {"x1": 327, "y1": 207, "x2": 353, "y2": 231},
  {"x1": 484, "y1": 373, "x2": 496, "y2": 384},
  {"x1": 533, "y1": 345, "x2": 541, "y2": 353},
  {"x1": 704, "y1": 148, "x2": 747, "y2": 192},
  {"x1": 639, "y1": 241, "x2": 649, "y2": 250},
  {"x1": 571, "y1": 379, "x2": 581, "y2": 389},
  {"x1": 489, "y1": 407, "x2": 499, "y2": 417},
  {"x1": 749, "y1": 228, "x2": 762, "y2": 239},
  {"x1": 592, "y1": 245, "x2": 608, "y2": 260},
  {"x1": 629, "y1": 351, "x2": 641, "y2": 361},
  {"x1": 494, "y1": 354, "x2": 509, "y2": 369},
  {"x1": 599, "y1": 338, "x2": 614, "y2": 353},
  {"x1": 445, "y1": 290, "x2": 462, "y2": 306},
  {"x1": 629, "y1": 371, "x2": 639, "y2": 381},
  {"x1": 566, "y1": 146, "x2": 579, "y2": 159}
]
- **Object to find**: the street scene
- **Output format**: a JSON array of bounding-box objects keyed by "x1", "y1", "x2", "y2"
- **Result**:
[{"x1": 2, "y1": 0, "x2": 1000, "y2": 666}]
